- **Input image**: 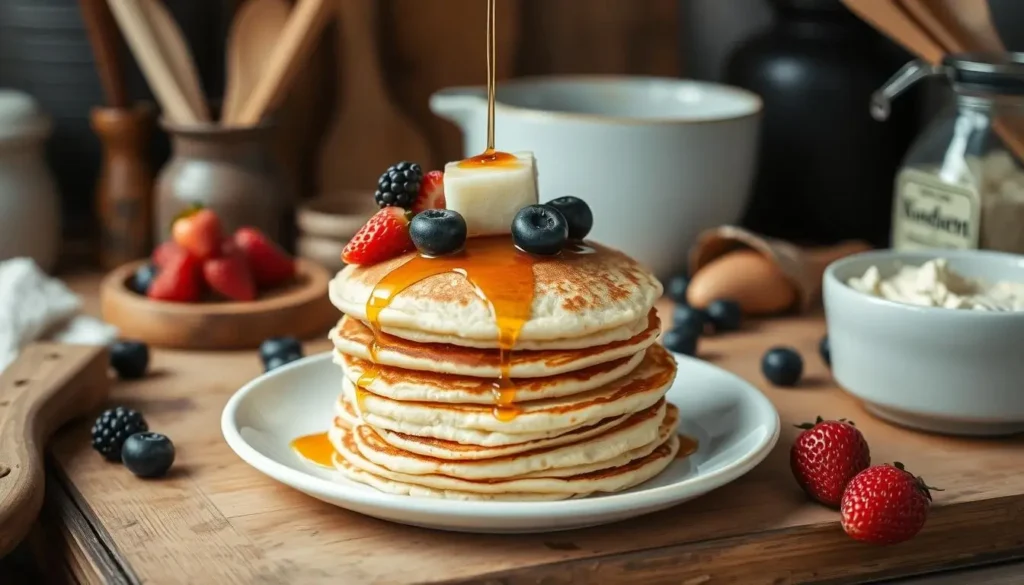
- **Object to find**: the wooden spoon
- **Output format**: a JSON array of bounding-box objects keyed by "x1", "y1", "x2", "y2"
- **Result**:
[
  {"x1": 235, "y1": 0, "x2": 335, "y2": 126},
  {"x1": 841, "y1": 0, "x2": 945, "y2": 64},
  {"x1": 222, "y1": 0, "x2": 292, "y2": 125},
  {"x1": 0, "y1": 344, "x2": 110, "y2": 557},
  {"x1": 317, "y1": 0, "x2": 432, "y2": 195},
  {"x1": 78, "y1": 0, "x2": 128, "y2": 108},
  {"x1": 138, "y1": 0, "x2": 211, "y2": 122},
  {"x1": 933, "y1": 0, "x2": 1005, "y2": 53},
  {"x1": 106, "y1": 0, "x2": 197, "y2": 123}
]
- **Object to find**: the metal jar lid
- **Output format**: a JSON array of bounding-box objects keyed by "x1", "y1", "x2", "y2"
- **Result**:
[
  {"x1": 872, "y1": 52, "x2": 1024, "y2": 120},
  {"x1": 944, "y1": 52, "x2": 1024, "y2": 96}
]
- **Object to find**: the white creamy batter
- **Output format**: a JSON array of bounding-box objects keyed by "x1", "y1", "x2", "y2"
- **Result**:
[{"x1": 847, "y1": 258, "x2": 1024, "y2": 311}]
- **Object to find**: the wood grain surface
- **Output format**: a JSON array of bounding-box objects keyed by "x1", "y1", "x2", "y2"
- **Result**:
[{"x1": 32, "y1": 277, "x2": 1024, "y2": 584}]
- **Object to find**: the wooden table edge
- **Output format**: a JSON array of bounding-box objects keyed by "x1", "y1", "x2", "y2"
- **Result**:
[{"x1": 31, "y1": 458, "x2": 137, "y2": 585}]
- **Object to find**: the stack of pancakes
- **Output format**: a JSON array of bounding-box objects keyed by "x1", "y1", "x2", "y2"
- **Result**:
[{"x1": 326, "y1": 240, "x2": 678, "y2": 500}]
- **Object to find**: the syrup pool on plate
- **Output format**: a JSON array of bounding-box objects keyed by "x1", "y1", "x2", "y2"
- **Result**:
[{"x1": 291, "y1": 432, "x2": 334, "y2": 468}]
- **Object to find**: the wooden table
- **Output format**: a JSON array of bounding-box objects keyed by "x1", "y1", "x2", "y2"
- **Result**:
[{"x1": 12, "y1": 274, "x2": 1024, "y2": 584}]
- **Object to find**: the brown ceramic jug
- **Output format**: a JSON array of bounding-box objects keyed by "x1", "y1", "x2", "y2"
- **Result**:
[{"x1": 154, "y1": 121, "x2": 292, "y2": 246}]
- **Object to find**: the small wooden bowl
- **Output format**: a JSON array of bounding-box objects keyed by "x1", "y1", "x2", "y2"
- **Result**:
[{"x1": 100, "y1": 259, "x2": 338, "y2": 350}]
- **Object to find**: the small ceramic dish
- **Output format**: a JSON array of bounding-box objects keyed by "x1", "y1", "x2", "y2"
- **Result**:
[
  {"x1": 823, "y1": 249, "x2": 1024, "y2": 436},
  {"x1": 297, "y1": 192, "x2": 378, "y2": 240},
  {"x1": 297, "y1": 235, "x2": 346, "y2": 274}
]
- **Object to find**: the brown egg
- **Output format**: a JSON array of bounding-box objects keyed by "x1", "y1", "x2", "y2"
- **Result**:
[{"x1": 686, "y1": 249, "x2": 797, "y2": 315}]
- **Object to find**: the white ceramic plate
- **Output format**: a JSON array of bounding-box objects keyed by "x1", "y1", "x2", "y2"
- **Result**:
[{"x1": 222, "y1": 351, "x2": 780, "y2": 534}]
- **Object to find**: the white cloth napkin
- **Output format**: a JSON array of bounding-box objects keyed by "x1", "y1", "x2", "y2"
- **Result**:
[{"x1": 0, "y1": 258, "x2": 119, "y2": 371}]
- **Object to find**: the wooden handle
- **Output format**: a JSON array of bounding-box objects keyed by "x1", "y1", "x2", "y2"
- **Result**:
[
  {"x1": 138, "y1": 0, "x2": 211, "y2": 122},
  {"x1": 338, "y1": 0, "x2": 386, "y2": 99},
  {"x1": 106, "y1": 0, "x2": 198, "y2": 124},
  {"x1": 842, "y1": 0, "x2": 946, "y2": 63},
  {"x1": 0, "y1": 344, "x2": 110, "y2": 557},
  {"x1": 78, "y1": 0, "x2": 128, "y2": 108},
  {"x1": 222, "y1": 0, "x2": 293, "y2": 125},
  {"x1": 235, "y1": 0, "x2": 335, "y2": 126}
]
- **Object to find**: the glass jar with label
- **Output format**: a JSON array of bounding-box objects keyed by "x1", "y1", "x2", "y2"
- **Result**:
[{"x1": 873, "y1": 53, "x2": 1024, "y2": 254}]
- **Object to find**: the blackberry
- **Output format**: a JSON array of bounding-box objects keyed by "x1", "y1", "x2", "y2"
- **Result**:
[
  {"x1": 91, "y1": 407, "x2": 149, "y2": 462},
  {"x1": 375, "y1": 161, "x2": 423, "y2": 209}
]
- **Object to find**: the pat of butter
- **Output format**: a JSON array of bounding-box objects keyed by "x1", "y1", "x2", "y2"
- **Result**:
[{"x1": 443, "y1": 151, "x2": 539, "y2": 236}]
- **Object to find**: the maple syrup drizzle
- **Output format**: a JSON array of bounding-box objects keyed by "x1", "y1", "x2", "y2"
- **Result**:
[
  {"x1": 676, "y1": 434, "x2": 699, "y2": 459},
  {"x1": 363, "y1": 237, "x2": 535, "y2": 420},
  {"x1": 485, "y1": 0, "x2": 496, "y2": 151},
  {"x1": 291, "y1": 432, "x2": 334, "y2": 468}
]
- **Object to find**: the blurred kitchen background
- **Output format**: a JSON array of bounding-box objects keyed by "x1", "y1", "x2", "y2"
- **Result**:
[{"x1": 0, "y1": 0, "x2": 1020, "y2": 272}]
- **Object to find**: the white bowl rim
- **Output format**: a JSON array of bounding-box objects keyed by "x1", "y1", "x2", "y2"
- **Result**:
[
  {"x1": 824, "y1": 248, "x2": 1024, "y2": 320},
  {"x1": 440, "y1": 74, "x2": 764, "y2": 126}
]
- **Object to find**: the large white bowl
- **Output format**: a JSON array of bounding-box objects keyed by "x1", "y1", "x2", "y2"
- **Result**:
[
  {"x1": 430, "y1": 76, "x2": 763, "y2": 280},
  {"x1": 823, "y1": 249, "x2": 1024, "y2": 436}
]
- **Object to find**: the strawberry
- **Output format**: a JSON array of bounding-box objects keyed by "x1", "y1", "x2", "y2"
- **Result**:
[
  {"x1": 342, "y1": 207, "x2": 414, "y2": 265},
  {"x1": 233, "y1": 227, "x2": 296, "y2": 289},
  {"x1": 147, "y1": 251, "x2": 201, "y2": 302},
  {"x1": 841, "y1": 462, "x2": 940, "y2": 545},
  {"x1": 172, "y1": 208, "x2": 223, "y2": 260},
  {"x1": 203, "y1": 251, "x2": 256, "y2": 302},
  {"x1": 790, "y1": 416, "x2": 870, "y2": 507},
  {"x1": 151, "y1": 240, "x2": 186, "y2": 268},
  {"x1": 411, "y1": 170, "x2": 445, "y2": 214}
]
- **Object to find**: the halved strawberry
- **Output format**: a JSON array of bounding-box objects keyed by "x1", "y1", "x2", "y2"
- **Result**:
[
  {"x1": 151, "y1": 240, "x2": 186, "y2": 268},
  {"x1": 233, "y1": 227, "x2": 296, "y2": 289},
  {"x1": 172, "y1": 208, "x2": 223, "y2": 261},
  {"x1": 342, "y1": 207, "x2": 414, "y2": 265},
  {"x1": 411, "y1": 170, "x2": 445, "y2": 214},
  {"x1": 147, "y1": 251, "x2": 202, "y2": 302},
  {"x1": 203, "y1": 252, "x2": 256, "y2": 302}
]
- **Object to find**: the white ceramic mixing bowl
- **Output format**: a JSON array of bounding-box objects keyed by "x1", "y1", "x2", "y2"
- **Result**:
[
  {"x1": 430, "y1": 76, "x2": 762, "y2": 280},
  {"x1": 823, "y1": 249, "x2": 1024, "y2": 436}
]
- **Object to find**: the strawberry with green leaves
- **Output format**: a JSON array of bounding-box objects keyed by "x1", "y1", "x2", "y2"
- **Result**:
[
  {"x1": 841, "y1": 462, "x2": 940, "y2": 545},
  {"x1": 790, "y1": 416, "x2": 870, "y2": 507}
]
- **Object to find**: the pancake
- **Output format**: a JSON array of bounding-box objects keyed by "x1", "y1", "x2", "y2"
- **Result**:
[
  {"x1": 340, "y1": 344, "x2": 676, "y2": 435},
  {"x1": 329, "y1": 237, "x2": 662, "y2": 343},
  {"x1": 347, "y1": 401, "x2": 667, "y2": 480},
  {"x1": 333, "y1": 455, "x2": 572, "y2": 501},
  {"x1": 332, "y1": 429, "x2": 680, "y2": 497},
  {"x1": 330, "y1": 311, "x2": 661, "y2": 378},
  {"x1": 372, "y1": 412, "x2": 633, "y2": 460},
  {"x1": 338, "y1": 350, "x2": 645, "y2": 404},
  {"x1": 374, "y1": 315, "x2": 651, "y2": 350},
  {"x1": 346, "y1": 403, "x2": 671, "y2": 481},
  {"x1": 342, "y1": 396, "x2": 632, "y2": 447}
]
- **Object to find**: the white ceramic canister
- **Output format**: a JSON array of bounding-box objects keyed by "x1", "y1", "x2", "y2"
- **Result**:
[
  {"x1": 0, "y1": 90, "x2": 61, "y2": 272},
  {"x1": 430, "y1": 76, "x2": 762, "y2": 279}
]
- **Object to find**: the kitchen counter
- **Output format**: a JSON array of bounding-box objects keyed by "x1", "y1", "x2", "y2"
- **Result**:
[{"x1": 10, "y1": 272, "x2": 1024, "y2": 584}]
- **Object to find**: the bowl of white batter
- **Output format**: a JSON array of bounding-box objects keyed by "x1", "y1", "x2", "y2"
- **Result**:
[{"x1": 823, "y1": 248, "x2": 1024, "y2": 436}]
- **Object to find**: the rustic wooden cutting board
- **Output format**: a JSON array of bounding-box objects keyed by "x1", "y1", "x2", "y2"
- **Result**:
[{"x1": 34, "y1": 280, "x2": 1024, "y2": 584}]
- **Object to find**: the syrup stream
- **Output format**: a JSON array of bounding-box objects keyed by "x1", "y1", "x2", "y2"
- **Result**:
[{"x1": 486, "y1": 0, "x2": 496, "y2": 151}]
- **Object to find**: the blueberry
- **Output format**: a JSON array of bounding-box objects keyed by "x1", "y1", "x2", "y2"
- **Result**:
[
  {"x1": 819, "y1": 335, "x2": 831, "y2": 367},
  {"x1": 706, "y1": 299, "x2": 742, "y2": 332},
  {"x1": 665, "y1": 274, "x2": 690, "y2": 304},
  {"x1": 762, "y1": 346, "x2": 804, "y2": 387},
  {"x1": 259, "y1": 337, "x2": 302, "y2": 363},
  {"x1": 265, "y1": 351, "x2": 302, "y2": 373},
  {"x1": 129, "y1": 263, "x2": 159, "y2": 295},
  {"x1": 409, "y1": 209, "x2": 468, "y2": 256},
  {"x1": 672, "y1": 305, "x2": 706, "y2": 337},
  {"x1": 512, "y1": 205, "x2": 568, "y2": 255},
  {"x1": 121, "y1": 432, "x2": 175, "y2": 478},
  {"x1": 662, "y1": 327, "x2": 699, "y2": 356},
  {"x1": 545, "y1": 196, "x2": 593, "y2": 240},
  {"x1": 110, "y1": 341, "x2": 149, "y2": 380}
]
